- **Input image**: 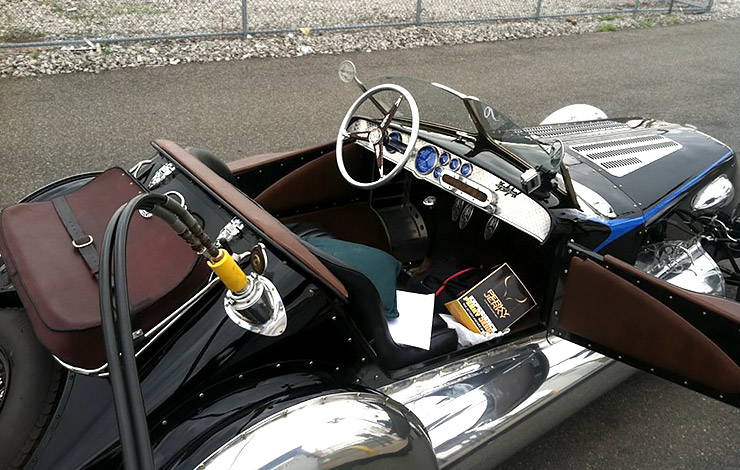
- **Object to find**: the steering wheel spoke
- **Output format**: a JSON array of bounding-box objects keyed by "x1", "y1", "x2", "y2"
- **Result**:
[
  {"x1": 373, "y1": 142, "x2": 384, "y2": 175},
  {"x1": 343, "y1": 130, "x2": 371, "y2": 142},
  {"x1": 380, "y1": 95, "x2": 404, "y2": 130}
]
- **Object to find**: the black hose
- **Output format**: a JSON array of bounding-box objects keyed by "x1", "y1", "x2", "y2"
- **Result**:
[
  {"x1": 99, "y1": 192, "x2": 219, "y2": 469},
  {"x1": 99, "y1": 204, "x2": 140, "y2": 470}
]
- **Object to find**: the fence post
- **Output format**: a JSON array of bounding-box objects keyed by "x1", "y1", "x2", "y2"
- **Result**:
[
  {"x1": 668, "y1": 0, "x2": 675, "y2": 14},
  {"x1": 535, "y1": 0, "x2": 543, "y2": 20},
  {"x1": 241, "y1": 0, "x2": 249, "y2": 38},
  {"x1": 634, "y1": 0, "x2": 640, "y2": 15},
  {"x1": 706, "y1": 0, "x2": 714, "y2": 12},
  {"x1": 415, "y1": 0, "x2": 422, "y2": 25}
]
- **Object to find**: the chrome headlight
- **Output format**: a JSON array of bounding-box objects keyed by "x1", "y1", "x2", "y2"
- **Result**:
[
  {"x1": 691, "y1": 175, "x2": 734, "y2": 214},
  {"x1": 635, "y1": 239, "x2": 725, "y2": 297}
]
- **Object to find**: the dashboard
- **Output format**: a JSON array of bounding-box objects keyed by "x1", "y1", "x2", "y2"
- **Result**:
[{"x1": 348, "y1": 118, "x2": 553, "y2": 243}]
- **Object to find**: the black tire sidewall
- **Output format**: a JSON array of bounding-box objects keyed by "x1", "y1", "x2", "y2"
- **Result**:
[{"x1": 0, "y1": 308, "x2": 61, "y2": 468}]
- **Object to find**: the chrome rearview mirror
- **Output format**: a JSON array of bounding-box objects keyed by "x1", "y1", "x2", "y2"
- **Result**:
[{"x1": 338, "y1": 60, "x2": 357, "y2": 84}]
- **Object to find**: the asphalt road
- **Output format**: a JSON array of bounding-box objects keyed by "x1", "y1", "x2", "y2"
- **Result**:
[{"x1": 2, "y1": 19, "x2": 740, "y2": 468}]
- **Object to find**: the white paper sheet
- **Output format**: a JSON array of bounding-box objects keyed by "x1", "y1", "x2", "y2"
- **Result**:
[{"x1": 387, "y1": 290, "x2": 435, "y2": 350}]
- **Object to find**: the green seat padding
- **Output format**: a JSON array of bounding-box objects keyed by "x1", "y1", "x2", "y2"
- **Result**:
[{"x1": 303, "y1": 237, "x2": 401, "y2": 319}]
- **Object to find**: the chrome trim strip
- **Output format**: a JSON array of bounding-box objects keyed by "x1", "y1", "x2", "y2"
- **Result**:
[
  {"x1": 53, "y1": 276, "x2": 222, "y2": 376},
  {"x1": 380, "y1": 334, "x2": 613, "y2": 468}
]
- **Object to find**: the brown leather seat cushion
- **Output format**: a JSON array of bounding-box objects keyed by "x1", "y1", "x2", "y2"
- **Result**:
[{"x1": 0, "y1": 168, "x2": 208, "y2": 368}]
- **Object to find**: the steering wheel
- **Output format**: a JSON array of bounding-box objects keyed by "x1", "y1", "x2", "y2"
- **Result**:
[{"x1": 336, "y1": 84, "x2": 420, "y2": 189}]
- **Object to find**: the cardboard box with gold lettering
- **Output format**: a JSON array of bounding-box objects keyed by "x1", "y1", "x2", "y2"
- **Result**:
[{"x1": 444, "y1": 263, "x2": 536, "y2": 335}]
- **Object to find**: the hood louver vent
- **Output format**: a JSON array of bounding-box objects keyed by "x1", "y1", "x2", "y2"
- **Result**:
[
  {"x1": 523, "y1": 120, "x2": 629, "y2": 139},
  {"x1": 571, "y1": 134, "x2": 682, "y2": 177}
]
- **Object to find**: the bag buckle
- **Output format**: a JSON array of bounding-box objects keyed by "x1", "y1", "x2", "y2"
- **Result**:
[{"x1": 72, "y1": 235, "x2": 94, "y2": 248}]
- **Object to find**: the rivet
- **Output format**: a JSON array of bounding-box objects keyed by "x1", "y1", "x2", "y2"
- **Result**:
[
  {"x1": 374, "y1": 375, "x2": 379, "y2": 379},
  {"x1": 650, "y1": 368, "x2": 654, "y2": 372},
  {"x1": 550, "y1": 329, "x2": 555, "y2": 333},
  {"x1": 587, "y1": 344, "x2": 592, "y2": 348},
  {"x1": 683, "y1": 381, "x2": 688, "y2": 385},
  {"x1": 618, "y1": 355, "x2": 622, "y2": 359},
  {"x1": 354, "y1": 378, "x2": 360, "y2": 383},
  {"x1": 636, "y1": 280, "x2": 641, "y2": 284},
  {"x1": 361, "y1": 357, "x2": 366, "y2": 362},
  {"x1": 238, "y1": 374, "x2": 244, "y2": 379},
  {"x1": 719, "y1": 394, "x2": 724, "y2": 399},
  {"x1": 198, "y1": 392, "x2": 204, "y2": 398},
  {"x1": 554, "y1": 310, "x2": 559, "y2": 316},
  {"x1": 335, "y1": 366, "x2": 340, "y2": 371},
  {"x1": 702, "y1": 311, "x2": 707, "y2": 316},
  {"x1": 331, "y1": 315, "x2": 337, "y2": 321},
  {"x1": 564, "y1": 269, "x2": 568, "y2": 274},
  {"x1": 668, "y1": 295, "x2": 673, "y2": 300},
  {"x1": 308, "y1": 360, "x2": 314, "y2": 366},
  {"x1": 347, "y1": 337, "x2": 352, "y2": 343},
  {"x1": 161, "y1": 420, "x2": 168, "y2": 426}
]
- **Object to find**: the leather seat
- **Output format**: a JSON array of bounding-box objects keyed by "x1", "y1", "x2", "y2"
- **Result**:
[{"x1": 288, "y1": 222, "x2": 458, "y2": 370}]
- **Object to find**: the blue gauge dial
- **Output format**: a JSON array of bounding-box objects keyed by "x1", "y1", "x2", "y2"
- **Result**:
[
  {"x1": 386, "y1": 131, "x2": 402, "y2": 154},
  {"x1": 433, "y1": 167, "x2": 442, "y2": 179},
  {"x1": 415, "y1": 146, "x2": 438, "y2": 175},
  {"x1": 461, "y1": 163, "x2": 473, "y2": 177},
  {"x1": 439, "y1": 152, "x2": 450, "y2": 166},
  {"x1": 450, "y1": 158, "x2": 461, "y2": 171}
]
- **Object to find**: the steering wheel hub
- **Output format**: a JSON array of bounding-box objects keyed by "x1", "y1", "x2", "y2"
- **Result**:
[{"x1": 368, "y1": 127, "x2": 384, "y2": 145}]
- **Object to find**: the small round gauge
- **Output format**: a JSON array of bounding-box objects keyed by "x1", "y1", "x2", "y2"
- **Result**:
[
  {"x1": 451, "y1": 199, "x2": 465, "y2": 221},
  {"x1": 459, "y1": 204, "x2": 474, "y2": 230},
  {"x1": 460, "y1": 163, "x2": 473, "y2": 177},
  {"x1": 483, "y1": 216, "x2": 500, "y2": 240},
  {"x1": 450, "y1": 158, "x2": 461, "y2": 171},
  {"x1": 433, "y1": 167, "x2": 442, "y2": 179},
  {"x1": 386, "y1": 131, "x2": 403, "y2": 154},
  {"x1": 439, "y1": 152, "x2": 451, "y2": 166}
]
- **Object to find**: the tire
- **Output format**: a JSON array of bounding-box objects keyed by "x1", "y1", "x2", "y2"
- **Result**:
[{"x1": 0, "y1": 308, "x2": 62, "y2": 469}]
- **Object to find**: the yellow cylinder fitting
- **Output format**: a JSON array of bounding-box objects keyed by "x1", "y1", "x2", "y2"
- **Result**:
[{"x1": 207, "y1": 249, "x2": 249, "y2": 292}]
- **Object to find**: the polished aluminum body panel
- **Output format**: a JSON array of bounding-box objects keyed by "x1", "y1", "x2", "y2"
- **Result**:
[
  {"x1": 381, "y1": 335, "x2": 625, "y2": 468},
  {"x1": 196, "y1": 392, "x2": 437, "y2": 469}
]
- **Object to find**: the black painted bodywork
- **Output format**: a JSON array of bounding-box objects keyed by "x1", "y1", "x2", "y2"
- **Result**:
[{"x1": 5, "y1": 118, "x2": 735, "y2": 468}]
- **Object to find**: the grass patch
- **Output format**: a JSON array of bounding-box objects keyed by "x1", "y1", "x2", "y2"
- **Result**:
[
  {"x1": 640, "y1": 19, "x2": 655, "y2": 27},
  {"x1": 0, "y1": 26, "x2": 47, "y2": 43},
  {"x1": 665, "y1": 15, "x2": 682, "y2": 25},
  {"x1": 595, "y1": 23, "x2": 619, "y2": 32},
  {"x1": 598, "y1": 14, "x2": 617, "y2": 21}
]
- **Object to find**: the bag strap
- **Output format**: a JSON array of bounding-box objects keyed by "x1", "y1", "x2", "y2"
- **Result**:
[{"x1": 52, "y1": 196, "x2": 99, "y2": 276}]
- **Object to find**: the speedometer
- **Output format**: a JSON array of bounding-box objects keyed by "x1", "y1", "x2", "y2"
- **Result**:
[{"x1": 415, "y1": 146, "x2": 438, "y2": 175}]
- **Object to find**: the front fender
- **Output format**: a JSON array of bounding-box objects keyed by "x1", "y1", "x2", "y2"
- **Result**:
[
  {"x1": 195, "y1": 391, "x2": 436, "y2": 470},
  {"x1": 152, "y1": 370, "x2": 436, "y2": 469}
]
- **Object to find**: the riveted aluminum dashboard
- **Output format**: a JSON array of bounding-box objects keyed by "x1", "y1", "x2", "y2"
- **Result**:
[{"x1": 348, "y1": 119, "x2": 552, "y2": 242}]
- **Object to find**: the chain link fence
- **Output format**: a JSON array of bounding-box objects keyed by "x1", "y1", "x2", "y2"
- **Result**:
[{"x1": 0, "y1": 0, "x2": 715, "y2": 49}]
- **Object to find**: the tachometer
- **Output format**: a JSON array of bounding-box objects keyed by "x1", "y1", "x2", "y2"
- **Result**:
[{"x1": 415, "y1": 146, "x2": 439, "y2": 175}]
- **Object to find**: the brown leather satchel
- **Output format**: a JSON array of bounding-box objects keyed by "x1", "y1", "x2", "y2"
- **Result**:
[{"x1": 0, "y1": 168, "x2": 209, "y2": 369}]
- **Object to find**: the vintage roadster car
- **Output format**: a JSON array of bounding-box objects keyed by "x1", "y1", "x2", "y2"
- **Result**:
[{"x1": 0, "y1": 61, "x2": 738, "y2": 470}]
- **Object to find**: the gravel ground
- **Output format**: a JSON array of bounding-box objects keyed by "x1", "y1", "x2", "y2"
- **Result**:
[
  {"x1": 0, "y1": 0, "x2": 699, "y2": 40},
  {"x1": 1, "y1": 1, "x2": 739, "y2": 78}
]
